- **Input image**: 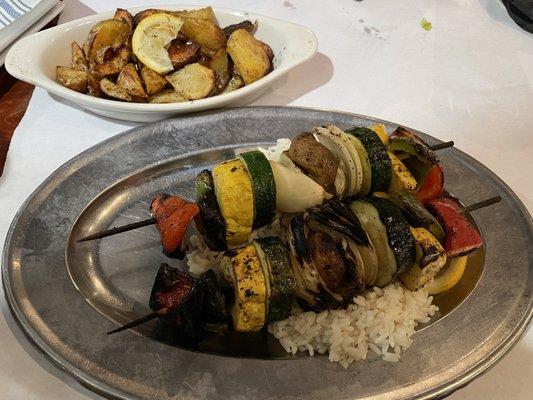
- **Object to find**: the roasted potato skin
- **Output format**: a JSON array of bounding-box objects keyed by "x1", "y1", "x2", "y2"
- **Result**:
[
  {"x1": 84, "y1": 19, "x2": 130, "y2": 62},
  {"x1": 207, "y1": 49, "x2": 231, "y2": 94},
  {"x1": 180, "y1": 18, "x2": 227, "y2": 57},
  {"x1": 87, "y1": 72, "x2": 103, "y2": 97},
  {"x1": 113, "y1": 8, "x2": 134, "y2": 32},
  {"x1": 100, "y1": 78, "x2": 133, "y2": 101},
  {"x1": 148, "y1": 89, "x2": 188, "y2": 103},
  {"x1": 71, "y1": 41, "x2": 88, "y2": 71},
  {"x1": 133, "y1": 9, "x2": 161, "y2": 26},
  {"x1": 56, "y1": 66, "x2": 88, "y2": 92},
  {"x1": 140, "y1": 66, "x2": 168, "y2": 95},
  {"x1": 223, "y1": 20, "x2": 255, "y2": 37},
  {"x1": 165, "y1": 63, "x2": 215, "y2": 100},
  {"x1": 117, "y1": 63, "x2": 147, "y2": 100},
  {"x1": 227, "y1": 29, "x2": 270, "y2": 85},
  {"x1": 91, "y1": 46, "x2": 131, "y2": 78},
  {"x1": 168, "y1": 39, "x2": 201, "y2": 69}
]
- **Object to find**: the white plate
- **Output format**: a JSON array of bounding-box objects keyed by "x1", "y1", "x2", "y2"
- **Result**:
[
  {"x1": 0, "y1": 1, "x2": 64, "y2": 67},
  {"x1": 5, "y1": 5, "x2": 317, "y2": 122}
]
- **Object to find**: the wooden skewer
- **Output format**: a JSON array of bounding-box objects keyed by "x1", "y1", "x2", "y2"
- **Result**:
[
  {"x1": 430, "y1": 141, "x2": 454, "y2": 151},
  {"x1": 107, "y1": 307, "x2": 168, "y2": 335},
  {"x1": 77, "y1": 217, "x2": 156, "y2": 243},
  {"x1": 462, "y1": 196, "x2": 501, "y2": 214}
]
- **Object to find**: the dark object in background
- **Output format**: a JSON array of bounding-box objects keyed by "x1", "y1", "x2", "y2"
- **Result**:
[{"x1": 503, "y1": 0, "x2": 533, "y2": 33}]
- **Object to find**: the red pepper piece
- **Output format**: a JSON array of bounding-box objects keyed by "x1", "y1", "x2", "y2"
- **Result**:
[
  {"x1": 150, "y1": 194, "x2": 199, "y2": 258},
  {"x1": 426, "y1": 197, "x2": 483, "y2": 258},
  {"x1": 417, "y1": 164, "x2": 444, "y2": 204}
]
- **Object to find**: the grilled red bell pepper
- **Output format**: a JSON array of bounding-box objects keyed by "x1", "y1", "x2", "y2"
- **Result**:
[
  {"x1": 426, "y1": 197, "x2": 482, "y2": 258},
  {"x1": 417, "y1": 164, "x2": 444, "y2": 204},
  {"x1": 150, "y1": 194, "x2": 199, "y2": 258}
]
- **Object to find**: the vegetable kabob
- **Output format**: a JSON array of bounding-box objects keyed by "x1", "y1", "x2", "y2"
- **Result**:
[{"x1": 100, "y1": 124, "x2": 500, "y2": 338}]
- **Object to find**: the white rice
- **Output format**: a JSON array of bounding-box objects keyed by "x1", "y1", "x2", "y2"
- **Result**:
[
  {"x1": 186, "y1": 139, "x2": 439, "y2": 367},
  {"x1": 268, "y1": 284, "x2": 438, "y2": 368}
]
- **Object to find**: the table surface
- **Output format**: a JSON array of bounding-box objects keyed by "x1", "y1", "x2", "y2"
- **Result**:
[{"x1": 0, "y1": 1, "x2": 531, "y2": 400}]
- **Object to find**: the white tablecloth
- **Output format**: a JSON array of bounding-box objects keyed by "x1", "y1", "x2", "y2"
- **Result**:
[{"x1": 1, "y1": 0, "x2": 531, "y2": 399}]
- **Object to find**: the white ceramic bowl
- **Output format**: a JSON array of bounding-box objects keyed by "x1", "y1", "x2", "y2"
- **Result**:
[{"x1": 5, "y1": 5, "x2": 317, "y2": 122}]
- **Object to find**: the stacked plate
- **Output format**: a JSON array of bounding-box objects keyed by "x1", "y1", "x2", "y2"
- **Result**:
[{"x1": 0, "y1": 0, "x2": 64, "y2": 66}]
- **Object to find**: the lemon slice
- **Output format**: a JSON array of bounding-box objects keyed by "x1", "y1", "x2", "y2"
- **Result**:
[
  {"x1": 425, "y1": 256, "x2": 468, "y2": 295},
  {"x1": 132, "y1": 13, "x2": 183, "y2": 74}
]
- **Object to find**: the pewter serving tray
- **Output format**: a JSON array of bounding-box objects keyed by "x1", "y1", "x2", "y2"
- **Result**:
[{"x1": 3, "y1": 107, "x2": 532, "y2": 400}]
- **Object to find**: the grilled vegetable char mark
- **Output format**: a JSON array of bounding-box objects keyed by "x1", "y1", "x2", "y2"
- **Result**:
[
  {"x1": 308, "y1": 231, "x2": 345, "y2": 290},
  {"x1": 285, "y1": 132, "x2": 339, "y2": 193},
  {"x1": 150, "y1": 194, "x2": 199, "y2": 258}
]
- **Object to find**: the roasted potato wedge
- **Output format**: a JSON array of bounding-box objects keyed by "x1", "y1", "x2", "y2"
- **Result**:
[
  {"x1": 172, "y1": 7, "x2": 217, "y2": 24},
  {"x1": 91, "y1": 46, "x2": 131, "y2": 78},
  {"x1": 87, "y1": 72, "x2": 103, "y2": 97},
  {"x1": 180, "y1": 18, "x2": 226, "y2": 57},
  {"x1": 165, "y1": 63, "x2": 215, "y2": 100},
  {"x1": 84, "y1": 19, "x2": 130, "y2": 62},
  {"x1": 223, "y1": 20, "x2": 255, "y2": 37},
  {"x1": 168, "y1": 39, "x2": 201, "y2": 69},
  {"x1": 208, "y1": 49, "x2": 231, "y2": 94},
  {"x1": 140, "y1": 66, "x2": 168, "y2": 95},
  {"x1": 71, "y1": 41, "x2": 88, "y2": 71},
  {"x1": 221, "y1": 73, "x2": 245, "y2": 93},
  {"x1": 113, "y1": 8, "x2": 133, "y2": 32},
  {"x1": 227, "y1": 29, "x2": 270, "y2": 84},
  {"x1": 56, "y1": 66, "x2": 88, "y2": 92},
  {"x1": 100, "y1": 78, "x2": 133, "y2": 101},
  {"x1": 149, "y1": 89, "x2": 188, "y2": 103},
  {"x1": 259, "y1": 40, "x2": 274, "y2": 63},
  {"x1": 117, "y1": 63, "x2": 147, "y2": 99}
]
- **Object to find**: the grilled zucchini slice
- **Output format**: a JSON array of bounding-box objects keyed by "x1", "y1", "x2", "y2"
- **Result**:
[
  {"x1": 253, "y1": 237, "x2": 295, "y2": 322},
  {"x1": 346, "y1": 127, "x2": 392, "y2": 192},
  {"x1": 238, "y1": 151, "x2": 276, "y2": 229}
]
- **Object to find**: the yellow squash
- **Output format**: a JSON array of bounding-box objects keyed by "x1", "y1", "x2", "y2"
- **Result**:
[
  {"x1": 230, "y1": 245, "x2": 267, "y2": 331},
  {"x1": 388, "y1": 151, "x2": 418, "y2": 193},
  {"x1": 212, "y1": 159, "x2": 254, "y2": 245},
  {"x1": 400, "y1": 227, "x2": 447, "y2": 290},
  {"x1": 425, "y1": 256, "x2": 468, "y2": 295},
  {"x1": 369, "y1": 123, "x2": 389, "y2": 144}
]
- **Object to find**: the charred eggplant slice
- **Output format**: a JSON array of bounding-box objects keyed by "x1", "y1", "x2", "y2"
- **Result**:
[
  {"x1": 200, "y1": 269, "x2": 230, "y2": 334},
  {"x1": 194, "y1": 170, "x2": 227, "y2": 251}
]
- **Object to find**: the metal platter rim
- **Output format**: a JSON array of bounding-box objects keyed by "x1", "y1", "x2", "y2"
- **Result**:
[{"x1": 2, "y1": 106, "x2": 532, "y2": 400}]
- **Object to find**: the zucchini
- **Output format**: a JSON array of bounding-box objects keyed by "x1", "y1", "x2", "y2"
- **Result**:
[
  {"x1": 364, "y1": 197, "x2": 416, "y2": 276},
  {"x1": 349, "y1": 200, "x2": 397, "y2": 287},
  {"x1": 388, "y1": 137, "x2": 438, "y2": 165},
  {"x1": 253, "y1": 237, "x2": 295, "y2": 322},
  {"x1": 388, "y1": 190, "x2": 445, "y2": 242},
  {"x1": 195, "y1": 170, "x2": 227, "y2": 251},
  {"x1": 345, "y1": 126, "x2": 392, "y2": 192},
  {"x1": 238, "y1": 151, "x2": 276, "y2": 229},
  {"x1": 399, "y1": 227, "x2": 447, "y2": 290},
  {"x1": 369, "y1": 123, "x2": 389, "y2": 144}
]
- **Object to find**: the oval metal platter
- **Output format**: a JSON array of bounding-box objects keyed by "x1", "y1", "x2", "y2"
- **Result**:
[{"x1": 2, "y1": 107, "x2": 532, "y2": 400}]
